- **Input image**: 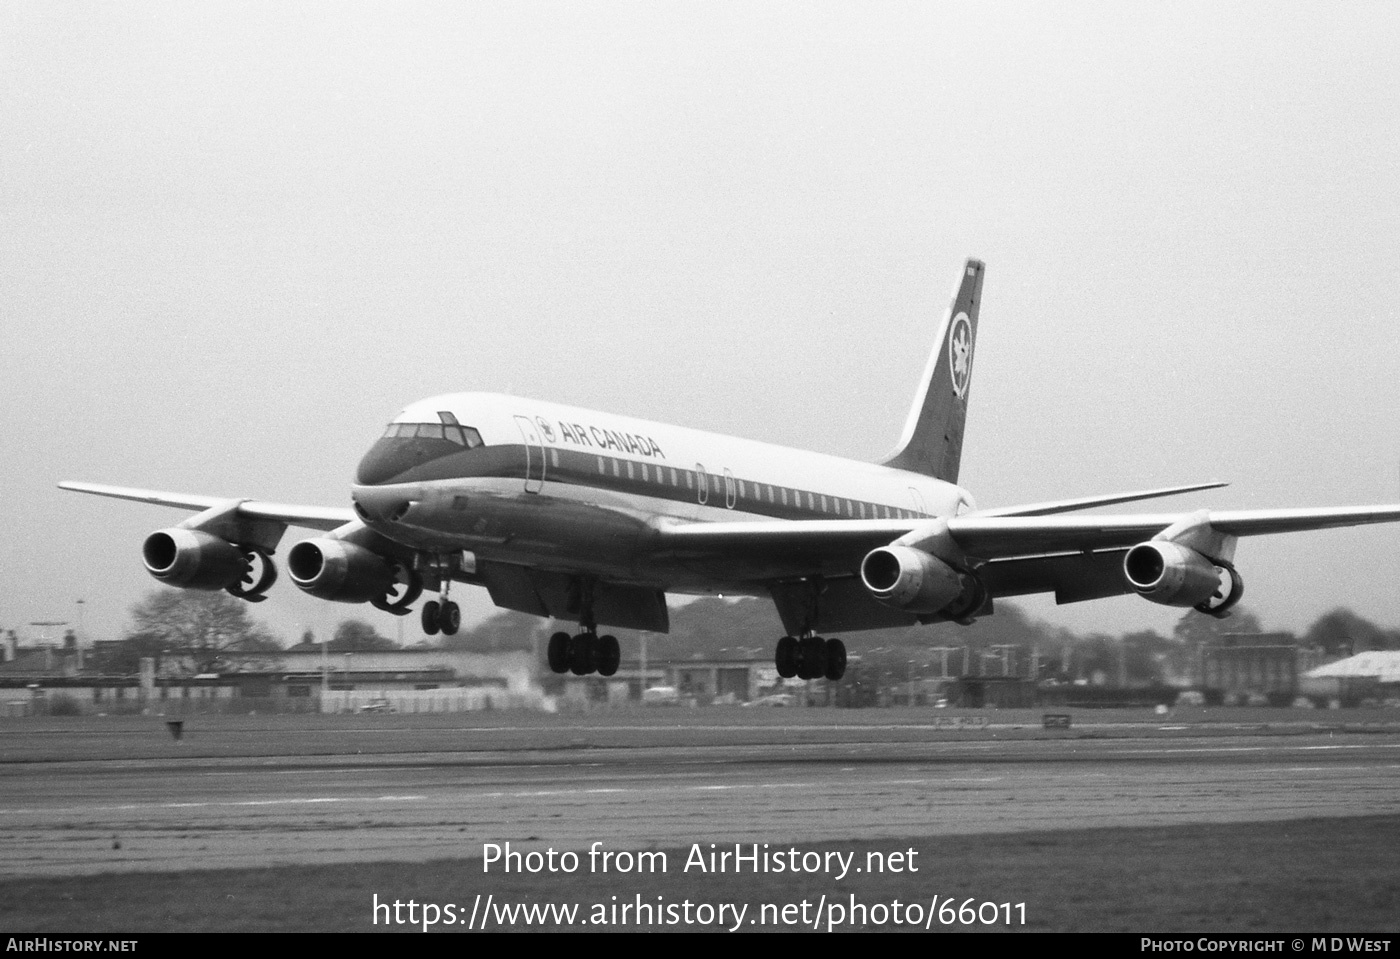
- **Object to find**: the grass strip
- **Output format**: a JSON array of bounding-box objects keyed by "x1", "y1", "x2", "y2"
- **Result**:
[{"x1": 3, "y1": 815, "x2": 1397, "y2": 932}]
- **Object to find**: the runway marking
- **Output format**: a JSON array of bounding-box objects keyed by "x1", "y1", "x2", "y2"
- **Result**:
[
  {"x1": 0, "y1": 795, "x2": 431, "y2": 815},
  {"x1": 0, "y1": 775, "x2": 1012, "y2": 817}
]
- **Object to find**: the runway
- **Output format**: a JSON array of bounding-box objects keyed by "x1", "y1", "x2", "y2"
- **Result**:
[{"x1": 3, "y1": 714, "x2": 1399, "y2": 877}]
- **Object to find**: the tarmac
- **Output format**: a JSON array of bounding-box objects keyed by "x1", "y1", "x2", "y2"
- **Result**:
[{"x1": 2, "y1": 708, "x2": 1398, "y2": 877}]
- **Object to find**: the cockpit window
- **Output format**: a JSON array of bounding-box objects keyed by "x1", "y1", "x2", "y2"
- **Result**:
[{"x1": 382, "y1": 422, "x2": 484, "y2": 449}]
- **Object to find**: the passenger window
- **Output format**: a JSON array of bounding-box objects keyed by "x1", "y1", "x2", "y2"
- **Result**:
[
  {"x1": 781, "y1": 488, "x2": 788, "y2": 506},
  {"x1": 626, "y1": 461, "x2": 634, "y2": 480},
  {"x1": 641, "y1": 463, "x2": 648, "y2": 482},
  {"x1": 598, "y1": 457, "x2": 606, "y2": 474},
  {"x1": 550, "y1": 449, "x2": 559, "y2": 468},
  {"x1": 670, "y1": 468, "x2": 678, "y2": 486},
  {"x1": 612, "y1": 460, "x2": 620, "y2": 477},
  {"x1": 820, "y1": 495, "x2": 828, "y2": 513}
]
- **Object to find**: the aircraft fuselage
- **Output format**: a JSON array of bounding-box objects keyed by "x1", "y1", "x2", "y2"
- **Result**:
[{"x1": 350, "y1": 392, "x2": 973, "y2": 593}]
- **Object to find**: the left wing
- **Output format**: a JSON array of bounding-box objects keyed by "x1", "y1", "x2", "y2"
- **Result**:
[
  {"x1": 58, "y1": 481, "x2": 417, "y2": 610},
  {"x1": 58, "y1": 482, "x2": 354, "y2": 533}
]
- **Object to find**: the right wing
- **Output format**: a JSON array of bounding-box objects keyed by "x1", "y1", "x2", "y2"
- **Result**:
[
  {"x1": 651, "y1": 502, "x2": 1400, "y2": 612},
  {"x1": 970, "y1": 481, "x2": 1227, "y2": 517}
]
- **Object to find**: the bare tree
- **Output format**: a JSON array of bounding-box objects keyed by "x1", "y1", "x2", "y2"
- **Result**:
[
  {"x1": 125, "y1": 589, "x2": 281, "y2": 674},
  {"x1": 330, "y1": 618, "x2": 398, "y2": 651}
]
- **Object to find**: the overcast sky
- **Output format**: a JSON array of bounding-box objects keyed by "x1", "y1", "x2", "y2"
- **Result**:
[{"x1": 2, "y1": 2, "x2": 1398, "y2": 649}]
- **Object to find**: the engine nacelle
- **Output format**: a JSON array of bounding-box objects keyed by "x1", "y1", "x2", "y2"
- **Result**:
[
  {"x1": 287, "y1": 538, "x2": 398, "y2": 604},
  {"x1": 860, "y1": 545, "x2": 985, "y2": 620},
  {"x1": 1122, "y1": 541, "x2": 1244, "y2": 617},
  {"x1": 142, "y1": 528, "x2": 248, "y2": 591}
]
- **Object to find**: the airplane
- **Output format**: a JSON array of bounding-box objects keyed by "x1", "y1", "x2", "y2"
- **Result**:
[{"x1": 60, "y1": 259, "x2": 1400, "y2": 683}]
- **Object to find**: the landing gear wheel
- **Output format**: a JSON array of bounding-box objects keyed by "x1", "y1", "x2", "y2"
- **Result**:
[
  {"x1": 775, "y1": 636, "x2": 798, "y2": 679},
  {"x1": 569, "y1": 633, "x2": 595, "y2": 676},
  {"x1": 547, "y1": 632, "x2": 571, "y2": 674},
  {"x1": 438, "y1": 601, "x2": 461, "y2": 636},
  {"x1": 421, "y1": 600, "x2": 441, "y2": 636},
  {"x1": 797, "y1": 636, "x2": 826, "y2": 681},
  {"x1": 595, "y1": 635, "x2": 621, "y2": 677},
  {"x1": 824, "y1": 638, "x2": 847, "y2": 681}
]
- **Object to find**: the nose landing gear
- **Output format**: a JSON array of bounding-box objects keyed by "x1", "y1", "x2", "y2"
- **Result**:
[
  {"x1": 421, "y1": 597, "x2": 461, "y2": 637},
  {"x1": 418, "y1": 555, "x2": 462, "y2": 636}
]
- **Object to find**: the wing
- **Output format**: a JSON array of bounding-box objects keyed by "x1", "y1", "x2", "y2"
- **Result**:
[
  {"x1": 58, "y1": 482, "x2": 354, "y2": 533},
  {"x1": 651, "y1": 503, "x2": 1400, "y2": 601},
  {"x1": 971, "y1": 481, "x2": 1227, "y2": 517},
  {"x1": 944, "y1": 506, "x2": 1400, "y2": 557},
  {"x1": 655, "y1": 504, "x2": 1400, "y2": 562}
]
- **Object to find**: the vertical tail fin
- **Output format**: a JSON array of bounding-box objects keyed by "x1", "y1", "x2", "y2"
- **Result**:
[{"x1": 880, "y1": 258, "x2": 984, "y2": 483}]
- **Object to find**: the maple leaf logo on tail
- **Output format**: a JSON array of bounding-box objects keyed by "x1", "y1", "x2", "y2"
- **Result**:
[{"x1": 948, "y1": 312, "x2": 973, "y2": 399}]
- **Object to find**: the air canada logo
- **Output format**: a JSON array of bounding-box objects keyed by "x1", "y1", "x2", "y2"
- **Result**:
[
  {"x1": 948, "y1": 312, "x2": 973, "y2": 399},
  {"x1": 535, "y1": 417, "x2": 555, "y2": 443}
]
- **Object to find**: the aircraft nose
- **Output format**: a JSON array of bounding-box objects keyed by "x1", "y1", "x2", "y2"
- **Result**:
[{"x1": 356, "y1": 438, "x2": 418, "y2": 486}]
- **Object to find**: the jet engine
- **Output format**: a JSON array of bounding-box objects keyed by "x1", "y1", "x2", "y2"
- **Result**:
[
  {"x1": 142, "y1": 528, "x2": 277, "y2": 600},
  {"x1": 287, "y1": 538, "x2": 419, "y2": 612},
  {"x1": 1122, "y1": 541, "x2": 1244, "y2": 617},
  {"x1": 860, "y1": 545, "x2": 986, "y2": 622}
]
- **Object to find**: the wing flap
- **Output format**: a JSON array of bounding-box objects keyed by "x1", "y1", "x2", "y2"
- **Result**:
[{"x1": 978, "y1": 549, "x2": 1132, "y2": 604}]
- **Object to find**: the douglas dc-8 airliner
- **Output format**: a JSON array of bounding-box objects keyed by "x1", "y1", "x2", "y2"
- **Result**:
[{"x1": 61, "y1": 260, "x2": 1400, "y2": 681}]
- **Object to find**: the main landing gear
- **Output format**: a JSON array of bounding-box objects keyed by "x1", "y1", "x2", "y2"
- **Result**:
[
  {"x1": 546, "y1": 629, "x2": 621, "y2": 677},
  {"x1": 772, "y1": 578, "x2": 846, "y2": 681},
  {"x1": 775, "y1": 633, "x2": 847, "y2": 681},
  {"x1": 543, "y1": 578, "x2": 620, "y2": 677}
]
